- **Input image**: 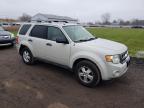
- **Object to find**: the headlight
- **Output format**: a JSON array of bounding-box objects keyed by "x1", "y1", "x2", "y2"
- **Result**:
[
  {"x1": 10, "y1": 33, "x2": 15, "y2": 38},
  {"x1": 105, "y1": 55, "x2": 120, "y2": 64}
]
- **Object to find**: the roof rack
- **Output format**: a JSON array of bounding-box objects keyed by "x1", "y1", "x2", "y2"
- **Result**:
[{"x1": 31, "y1": 20, "x2": 77, "y2": 24}]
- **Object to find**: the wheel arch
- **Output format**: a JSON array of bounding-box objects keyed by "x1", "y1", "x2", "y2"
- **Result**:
[
  {"x1": 19, "y1": 44, "x2": 28, "y2": 55},
  {"x1": 70, "y1": 54, "x2": 108, "y2": 80},
  {"x1": 19, "y1": 43, "x2": 35, "y2": 57},
  {"x1": 72, "y1": 58, "x2": 101, "y2": 73}
]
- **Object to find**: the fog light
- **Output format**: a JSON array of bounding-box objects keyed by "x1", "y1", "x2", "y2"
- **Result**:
[{"x1": 113, "y1": 71, "x2": 120, "y2": 77}]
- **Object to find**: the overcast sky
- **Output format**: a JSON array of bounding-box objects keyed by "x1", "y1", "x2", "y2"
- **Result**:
[{"x1": 0, "y1": 0, "x2": 144, "y2": 22}]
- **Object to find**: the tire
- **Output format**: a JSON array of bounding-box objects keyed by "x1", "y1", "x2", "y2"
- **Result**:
[
  {"x1": 74, "y1": 60, "x2": 101, "y2": 87},
  {"x1": 21, "y1": 48, "x2": 34, "y2": 65}
]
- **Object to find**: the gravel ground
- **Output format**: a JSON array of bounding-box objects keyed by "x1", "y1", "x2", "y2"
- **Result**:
[{"x1": 0, "y1": 46, "x2": 144, "y2": 108}]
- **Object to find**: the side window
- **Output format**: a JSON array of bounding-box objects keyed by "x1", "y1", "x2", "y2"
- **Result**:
[
  {"x1": 48, "y1": 26, "x2": 66, "y2": 41},
  {"x1": 30, "y1": 25, "x2": 48, "y2": 39},
  {"x1": 19, "y1": 24, "x2": 31, "y2": 35}
]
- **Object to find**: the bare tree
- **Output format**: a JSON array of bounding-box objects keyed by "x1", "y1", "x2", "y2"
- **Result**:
[
  {"x1": 101, "y1": 13, "x2": 111, "y2": 25},
  {"x1": 19, "y1": 13, "x2": 31, "y2": 22}
]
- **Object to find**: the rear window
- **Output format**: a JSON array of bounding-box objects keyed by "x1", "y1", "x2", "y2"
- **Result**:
[
  {"x1": 19, "y1": 24, "x2": 31, "y2": 35},
  {"x1": 30, "y1": 25, "x2": 48, "y2": 39}
]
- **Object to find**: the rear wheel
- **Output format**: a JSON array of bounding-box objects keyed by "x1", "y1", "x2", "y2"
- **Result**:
[
  {"x1": 22, "y1": 48, "x2": 34, "y2": 65},
  {"x1": 74, "y1": 60, "x2": 101, "y2": 87}
]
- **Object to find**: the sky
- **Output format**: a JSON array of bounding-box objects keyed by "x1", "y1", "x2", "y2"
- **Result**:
[{"x1": 0, "y1": 0, "x2": 144, "y2": 22}]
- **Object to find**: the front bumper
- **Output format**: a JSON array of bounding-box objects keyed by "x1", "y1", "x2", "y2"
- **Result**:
[
  {"x1": 0, "y1": 38, "x2": 15, "y2": 45},
  {"x1": 103, "y1": 56, "x2": 130, "y2": 80}
]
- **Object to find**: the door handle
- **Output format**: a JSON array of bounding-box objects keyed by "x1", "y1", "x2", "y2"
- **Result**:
[
  {"x1": 46, "y1": 43, "x2": 52, "y2": 46},
  {"x1": 28, "y1": 39, "x2": 33, "y2": 42}
]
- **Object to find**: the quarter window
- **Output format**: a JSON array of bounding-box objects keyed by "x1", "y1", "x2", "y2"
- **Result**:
[{"x1": 19, "y1": 24, "x2": 31, "y2": 35}]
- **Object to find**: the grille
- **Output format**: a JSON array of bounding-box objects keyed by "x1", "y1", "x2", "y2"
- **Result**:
[{"x1": 120, "y1": 51, "x2": 128, "y2": 64}]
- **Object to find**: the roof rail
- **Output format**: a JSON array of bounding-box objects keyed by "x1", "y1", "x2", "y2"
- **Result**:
[{"x1": 31, "y1": 20, "x2": 76, "y2": 24}]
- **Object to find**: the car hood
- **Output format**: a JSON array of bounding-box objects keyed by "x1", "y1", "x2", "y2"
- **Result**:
[
  {"x1": 77, "y1": 38, "x2": 127, "y2": 53},
  {"x1": 0, "y1": 31, "x2": 11, "y2": 36}
]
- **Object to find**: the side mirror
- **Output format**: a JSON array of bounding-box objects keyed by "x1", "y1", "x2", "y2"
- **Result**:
[{"x1": 56, "y1": 37, "x2": 69, "y2": 44}]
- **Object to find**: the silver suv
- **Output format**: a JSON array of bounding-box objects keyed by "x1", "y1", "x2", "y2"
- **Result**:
[{"x1": 16, "y1": 22, "x2": 130, "y2": 87}]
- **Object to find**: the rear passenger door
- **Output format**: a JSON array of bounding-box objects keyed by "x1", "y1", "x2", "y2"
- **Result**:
[{"x1": 29, "y1": 25, "x2": 49, "y2": 58}]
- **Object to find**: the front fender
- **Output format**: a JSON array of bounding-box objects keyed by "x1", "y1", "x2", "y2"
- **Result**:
[{"x1": 70, "y1": 51, "x2": 108, "y2": 80}]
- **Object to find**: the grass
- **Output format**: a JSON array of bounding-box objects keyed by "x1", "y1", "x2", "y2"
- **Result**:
[
  {"x1": 87, "y1": 27, "x2": 144, "y2": 56},
  {"x1": 12, "y1": 31, "x2": 18, "y2": 36},
  {"x1": 11, "y1": 27, "x2": 144, "y2": 56}
]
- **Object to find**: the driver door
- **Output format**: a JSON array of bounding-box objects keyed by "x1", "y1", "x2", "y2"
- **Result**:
[{"x1": 43, "y1": 26, "x2": 71, "y2": 66}]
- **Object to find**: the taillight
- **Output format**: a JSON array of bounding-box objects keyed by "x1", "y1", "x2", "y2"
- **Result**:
[{"x1": 16, "y1": 36, "x2": 19, "y2": 44}]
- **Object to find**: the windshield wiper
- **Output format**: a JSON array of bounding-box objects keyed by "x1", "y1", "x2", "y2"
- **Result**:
[
  {"x1": 87, "y1": 37, "x2": 97, "y2": 41},
  {"x1": 74, "y1": 37, "x2": 96, "y2": 42}
]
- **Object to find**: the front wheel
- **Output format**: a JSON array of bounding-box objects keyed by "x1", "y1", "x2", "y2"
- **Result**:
[
  {"x1": 74, "y1": 60, "x2": 101, "y2": 87},
  {"x1": 22, "y1": 48, "x2": 34, "y2": 65}
]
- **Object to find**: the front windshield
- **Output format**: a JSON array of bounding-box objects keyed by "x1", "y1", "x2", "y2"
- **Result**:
[{"x1": 63, "y1": 25, "x2": 95, "y2": 42}]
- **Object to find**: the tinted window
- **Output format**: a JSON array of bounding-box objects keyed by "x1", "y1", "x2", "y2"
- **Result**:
[
  {"x1": 48, "y1": 27, "x2": 66, "y2": 41},
  {"x1": 30, "y1": 25, "x2": 48, "y2": 39},
  {"x1": 19, "y1": 24, "x2": 31, "y2": 35}
]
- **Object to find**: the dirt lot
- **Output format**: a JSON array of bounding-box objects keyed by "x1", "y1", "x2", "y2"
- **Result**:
[{"x1": 0, "y1": 46, "x2": 144, "y2": 108}]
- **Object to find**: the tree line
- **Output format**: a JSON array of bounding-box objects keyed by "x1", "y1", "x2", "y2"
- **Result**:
[
  {"x1": 90, "y1": 13, "x2": 144, "y2": 26},
  {"x1": 1, "y1": 13, "x2": 144, "y2": 26}
]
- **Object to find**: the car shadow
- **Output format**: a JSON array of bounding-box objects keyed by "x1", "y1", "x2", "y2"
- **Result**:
[
  {"x1": 31, "y1": 60, "x2": 126, "y2": 88},
  {"x1": 34, "y1": 60, "x2": 75, "y2": 79},
  {"x1": 0, "y1": 45, "x2": 14, "y2": 50}
]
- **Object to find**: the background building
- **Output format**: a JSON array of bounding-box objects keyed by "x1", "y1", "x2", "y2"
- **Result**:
[{"x1": 31, "y1": 13, "x2": 78, "y2": 23}]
